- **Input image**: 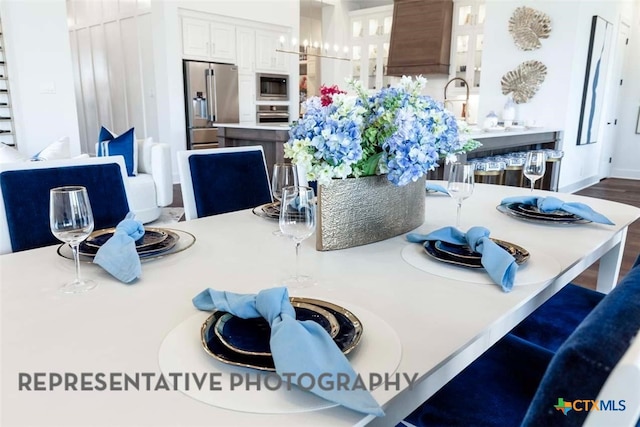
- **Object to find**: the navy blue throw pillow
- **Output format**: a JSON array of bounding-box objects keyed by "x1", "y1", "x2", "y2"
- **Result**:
[{"x1": 97, "y1": 127, "x2": 136, "y2": 176}]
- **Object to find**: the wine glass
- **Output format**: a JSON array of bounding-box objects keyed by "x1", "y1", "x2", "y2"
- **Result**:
[
  {"x1": 447, "y1": 163, "x2": 475, "y2": 228},
  {"x1": 271, "y1": 163, "x2": 299, "y2": 204},
  {"x1": 271, "y1": 163, "x2": 298, "y2": 236},
  {"x1": 279, "y1": 185, "x2": 316, "y2": 287},
  {"x1": 49, "y1": 186, "x2": 97, "y2": 294},
  {"x1": 523, "y1": 151, "x2": 546, "y2": 192}
]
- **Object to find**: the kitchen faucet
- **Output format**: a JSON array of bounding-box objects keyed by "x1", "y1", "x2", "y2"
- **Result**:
[{"x1": 444, "y1": 77, "x2": 470, "y2": 121}]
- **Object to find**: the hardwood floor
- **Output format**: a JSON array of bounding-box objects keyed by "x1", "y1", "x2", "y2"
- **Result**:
[
  {"x1": 170, "y1": 179, "x2": 640, "y2": 291},
  {"x1": 573, "y1": 178, "x2": 640, "y2": 290},
  {"x1": 169, "y1": 184, "x2": 184, "y2": 208}
]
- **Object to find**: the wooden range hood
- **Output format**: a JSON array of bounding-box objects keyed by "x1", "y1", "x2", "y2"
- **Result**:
[{"x1": 387, "y1": 0, "x2": 453, "y2": 76}]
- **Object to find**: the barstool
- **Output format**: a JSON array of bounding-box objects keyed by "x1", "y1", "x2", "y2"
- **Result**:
[
  {"x1": 505, "y1": 165, "x2": 525, "y2": 187},
  {"x1": 541, "y1": 150, "x2": 564, "y2": 191},
  {"x1": 502, "y1": 153, "x2": 525, "y2": 187},
  {"x1": 473, "y1": 159, "x2": 506, "y2": 185}
]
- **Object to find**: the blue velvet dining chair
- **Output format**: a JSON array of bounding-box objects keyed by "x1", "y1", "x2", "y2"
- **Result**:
[
  {"x1": 0, "y1": 156, "x2": 131, "y2": 254},
  {"x1": 400, "y1": 255, "x2": 640, "y2": 427},
  {"x1": 510, "y1": 283, "x2": 605, "y2": 352},
  {"x1": 177, "y1": 146, "x2": 272, "y2": 220}
]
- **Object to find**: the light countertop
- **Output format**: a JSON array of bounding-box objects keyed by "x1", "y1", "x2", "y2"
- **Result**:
[
  {"x1": 214, "y1": 122, "x2": 291, "y2": 131},
  {"x1": 466, "y1": 127, "x2": 562, "y2": 140},
  {"x1": 214, "y1": 123, "x2": 559, "y2": 137}
]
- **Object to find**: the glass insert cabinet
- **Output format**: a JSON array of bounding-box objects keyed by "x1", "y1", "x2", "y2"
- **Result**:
[
  {"x1": 349, "y1": 5, "x2": 395, "y2": 91},
  {"x1": 450, "y1": 0, "x2": 485, "y2": 91}
]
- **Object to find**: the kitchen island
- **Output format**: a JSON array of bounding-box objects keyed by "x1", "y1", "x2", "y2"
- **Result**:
[
  {"x1": 427, "y1": 127, "x2": 563, "y2": 191},
  {"x1": 216, "y1": 123, "x2": 291, "y2": 177},
  {"x1": 217, "y1": 124, "x2": 563, "y2": 191}
]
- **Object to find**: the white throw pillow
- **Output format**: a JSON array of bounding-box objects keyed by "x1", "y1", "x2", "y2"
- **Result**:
[
  {"x1": 0, "y1": 143, "x2": 28, "y2": 163},
  {"x1": 32, "y1": 137, "x2": 71, "y2": 161}
]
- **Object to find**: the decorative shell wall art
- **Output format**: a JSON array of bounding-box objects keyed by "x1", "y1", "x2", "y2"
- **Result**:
[
  {"x1": 508, "y1": 6, "x2": 552, "y2": 51},
  {"x1": 501, "y1": 61, "x2": 547, "y2": 104}
]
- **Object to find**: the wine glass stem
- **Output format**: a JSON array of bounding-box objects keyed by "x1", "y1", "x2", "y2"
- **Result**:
[
  {"x1": 295, "y1": 241, "x2": 301, "y2": 279},
  {"x1": 530, "y1": 179, "x2": 535, "y2": 192},
  {"x1": 456, "y1": 201, "x2": 462, "y2": 228},
  {"x1": 70, "y1": 242, "x2": 82, "y2": 283}
]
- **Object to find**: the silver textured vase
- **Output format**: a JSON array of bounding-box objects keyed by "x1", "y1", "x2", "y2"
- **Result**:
[{"x1": 316, "y1": 175, "x2": 425, "y2": 251}]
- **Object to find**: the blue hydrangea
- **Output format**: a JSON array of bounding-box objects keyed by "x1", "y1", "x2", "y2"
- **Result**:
[{"x1": 285, "y1": 77, "x2": 475, "y2": 187}]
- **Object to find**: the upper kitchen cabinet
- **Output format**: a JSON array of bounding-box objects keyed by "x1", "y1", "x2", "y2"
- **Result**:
[
  {"x1": 182, "y1": 17, "x2": 236, "y2": 64},
  {"x1": 387, "y1": 0, "x2": 452, "y2": 76},
  {"x1": 449, "y1": 1, "x2": 485, "y2": 91},
  {"x1": 236, "y1": 27, "x2": 255, "y2": 75},
  {"x1": 255, "y1": 30, "x2": 288, "y2": 73},
  {"x1": 349, "y1": 5, "x2": 394, "y2": 90}
]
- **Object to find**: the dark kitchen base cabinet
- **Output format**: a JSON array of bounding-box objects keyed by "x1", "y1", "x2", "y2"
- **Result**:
[
  {"x1": 427, "y1": 129, "x2": 564, "y2": 191},
  {"x1": 217, "y1": 126, "x2": 290, "y2": 178}
]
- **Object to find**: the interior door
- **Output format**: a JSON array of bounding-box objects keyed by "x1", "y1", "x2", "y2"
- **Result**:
[{"x1": 599, "y1": 21, "x2": 630, "y2": 179}]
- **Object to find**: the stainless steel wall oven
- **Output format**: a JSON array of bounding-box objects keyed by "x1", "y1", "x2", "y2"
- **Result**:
[{"x1": 256, "y1": 105, "x2": 289, "y2": 124}]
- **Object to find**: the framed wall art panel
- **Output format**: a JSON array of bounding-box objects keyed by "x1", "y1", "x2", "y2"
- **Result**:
[{"x1": 576, "y1": 16, "x2": 613, "y2": 146}]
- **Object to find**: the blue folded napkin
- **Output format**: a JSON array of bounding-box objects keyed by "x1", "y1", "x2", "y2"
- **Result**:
[
  {"x1": 93, "y1": 213, "x2": 145, "y2": 283},
  {"x1": 425, "y1": 183, "x2": 449, "y2": 195},
  {"x1": 501, "y1": 195, "x2": 614, "y2": 225},
  {"x1": 192, "y1": 287, "x2": 384, "y2": 416},
  {"x1": 406, "y1": 226, "x2": 518, "y2": 292}
]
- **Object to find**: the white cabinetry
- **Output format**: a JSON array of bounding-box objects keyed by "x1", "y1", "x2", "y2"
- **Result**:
[
  {"x1": 182, "y1": 17, "x2": 236, "y2": 64},
  {"x1": 182, "y1": 17, "x2": 209, "y2": 58},
  {"x1": 238, "y1": 74, "x2": 255, "y2": 123},
  {"x1": 255, "y1": 30, "x2": 288, "y2": 73},
  {"x1": 349, "y1": 5, "x2": 395, "y2": 90},
  {"x1": 236, "y1": 27, "x2": 255, "y2": 74},
  {"x1": 449, "y1": 1, "x2": 485, "y2": 91}
]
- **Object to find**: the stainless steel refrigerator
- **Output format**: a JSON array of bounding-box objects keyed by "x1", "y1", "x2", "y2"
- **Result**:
[{"x1": 183, "y1": 60, "x2": 239, "y2": 150}]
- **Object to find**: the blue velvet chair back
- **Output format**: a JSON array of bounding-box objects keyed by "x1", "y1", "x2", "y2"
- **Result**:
[
  {"x1": 0, "y1": 160, "x2": 130, "y2": 253},
  {"x1": 179, "y1": 147, "x2": 272, "y2": 219},
  {"x1": 521, "y1": 255, "x2": 640, "y2": 426}
]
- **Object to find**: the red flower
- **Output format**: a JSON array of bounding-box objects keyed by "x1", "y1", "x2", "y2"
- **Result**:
[{"x1": 319, "y1": 84, "x2": 346, "y2": 106}]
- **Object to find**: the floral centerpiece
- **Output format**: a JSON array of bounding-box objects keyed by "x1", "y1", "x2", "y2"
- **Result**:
[
  {"x1": 285, "y1": 76, "x2": 479, "y2": 187},
  {"x1": 285, "y1": 76, "x2": 480, "y2": 251}
]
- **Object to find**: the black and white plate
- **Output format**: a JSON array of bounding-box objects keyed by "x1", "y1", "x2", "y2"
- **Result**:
[
  {"x1": 497, "y1": 202, "x2": 591, "y2": 225},
  {"x1": 200, "y1": 297, "x2": 363, "y2": 371},
  {"x1": 78, "y1": 228, "x2": 179, "y2": 258},
  {"x1": 424, "y1": 239, "x2": 530, "y2": 268},
  {"x1": 251, "y1": 202, "x2": 280, "y2": 220},
  {"x1": 214, "y1": 302, "x2": 340, "y2": 356}
]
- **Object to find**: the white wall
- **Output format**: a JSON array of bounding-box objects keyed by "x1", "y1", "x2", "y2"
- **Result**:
[
  {"x1": 479, "y1": 0, "x2": 636, "y2": 192},
  {"x1": 611, "y1": 0, "x2": 640, "y2": 180},
  {"x1": 67, "y1": 0, "x2": 158, "y2": 154},
  {"x1": 0, "y1": 0, "x2": 81, "y2": 156}
]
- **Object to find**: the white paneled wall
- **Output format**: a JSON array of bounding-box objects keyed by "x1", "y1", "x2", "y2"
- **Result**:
[{"x1": 67, "y1": 0, "x2": 158, "y2": 154}]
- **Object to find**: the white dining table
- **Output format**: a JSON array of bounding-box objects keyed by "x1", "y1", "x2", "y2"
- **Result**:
[{"x1": 1, "y1": 182, "x2": 639, "y2": 427}]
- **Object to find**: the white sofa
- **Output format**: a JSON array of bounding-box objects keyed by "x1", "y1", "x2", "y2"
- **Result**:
[
  {"x1": 95, "y1": 138, "x2": 173, "y2": 223},
  {"x1": 128, "y1": 139, "x2": 173, "y2": 223},
  {"x1": 0, "y1": 137, "x2": 173, "y2": 224}
]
